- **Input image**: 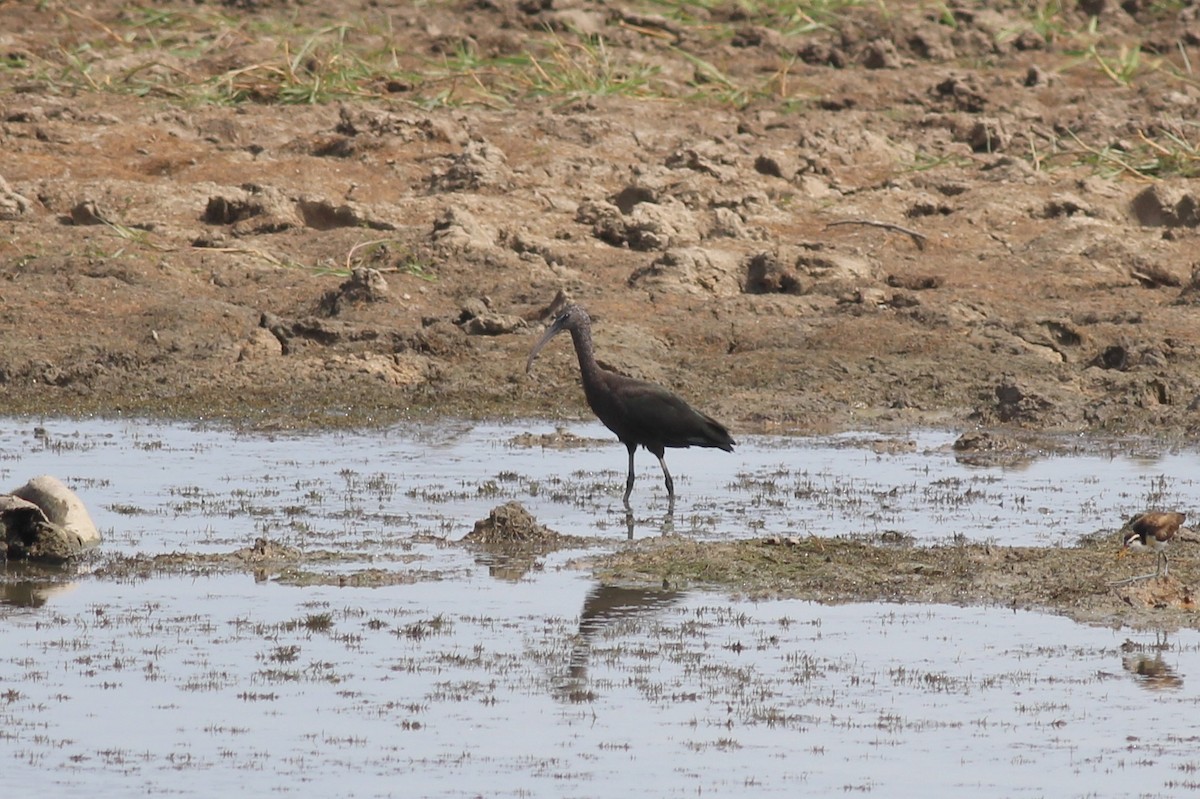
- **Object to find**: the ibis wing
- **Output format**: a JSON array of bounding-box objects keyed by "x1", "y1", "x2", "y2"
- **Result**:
[{"x1": 600, "y1": 374, "x2": 734, "y2": 451}]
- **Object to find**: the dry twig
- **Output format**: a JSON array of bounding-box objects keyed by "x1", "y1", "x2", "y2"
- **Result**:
[{"x1": 825, "y1": 219, "x2": 928, "y2": 250}]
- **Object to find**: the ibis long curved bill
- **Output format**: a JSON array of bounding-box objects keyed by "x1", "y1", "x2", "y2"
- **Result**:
[{"x1": 526, "y1": 313, "x2": 570, "y2": 374}]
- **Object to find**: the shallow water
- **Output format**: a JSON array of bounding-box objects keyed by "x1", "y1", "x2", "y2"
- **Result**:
[
  {"x1": 1, "y1": 420, "x2": 1197, "y2": 549},
  {"x1": 3, "y1": 419, "x2": 1200, "y2": 797},
  {"x1": 6, "y1": 572, "x2": 1200, "y2": 798}
]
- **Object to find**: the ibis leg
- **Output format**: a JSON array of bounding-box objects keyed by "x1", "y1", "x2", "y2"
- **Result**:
[
  {"x1": 656, "y1": 453, "x2": 674, "y2": 503},
  {"x1": 623, "y1": 444, "x2": 637, "y2": 507}
]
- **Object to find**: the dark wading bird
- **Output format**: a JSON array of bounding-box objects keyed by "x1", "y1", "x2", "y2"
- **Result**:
[
  {"x1": 526, "y1": 304, "x2": 735, "y2": 508},
  {"x1": 1115, "y1": 511, "x2": 1186, "y2": 582}
]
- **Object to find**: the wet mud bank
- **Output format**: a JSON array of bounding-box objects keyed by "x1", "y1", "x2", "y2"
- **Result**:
[
  {"x1": 65, "y1": 526, "x2": 1200, "y2": 630},
  {"x1": 27, "y1": 515, "x2": 1192, "y2": 631},
  {"x1": 589, "y1": 533, "x2": 1200, "y2": 630}
]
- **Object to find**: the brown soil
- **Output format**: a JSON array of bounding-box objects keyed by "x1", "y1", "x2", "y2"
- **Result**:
[
  {"x1": 3, "y1": 1, "x2": 1200, "y2": 434},
  {"x1": 4, "y1": 1, "x2": 1200, "y2": 620}
]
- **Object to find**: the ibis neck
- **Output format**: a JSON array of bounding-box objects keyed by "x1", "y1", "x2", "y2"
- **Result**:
[{"x1": 568, "y1": 324, "x2": 602, "y2": 383}]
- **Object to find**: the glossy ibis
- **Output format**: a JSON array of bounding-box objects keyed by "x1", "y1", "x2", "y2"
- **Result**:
[
  {"x1": 526, "y1": 304, "x2": 735, "y2": 507},
  {"x1": 1116, "y1": 511, "x2": 1186, "y2": 581}
]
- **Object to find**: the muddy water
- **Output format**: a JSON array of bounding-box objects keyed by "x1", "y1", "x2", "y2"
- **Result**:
[{"x1": 3, "y1": 419, "x2": 1200, "y2": 797}]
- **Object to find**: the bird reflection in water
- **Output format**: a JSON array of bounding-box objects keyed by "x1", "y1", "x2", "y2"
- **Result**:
[
  {"x1": 470, "y1": 549, "x2": 539, "y2": 582},
  {"x1": 554, "y1": 583, "x2": 685, "y2": 701},
  {"x1": 526, "y1": 302, "x2": 735, "y2": 513},
  {"x1": 1120, "y1": 635, "x2": 1183, "y2": 691},
  {"x1": 1122, "y1": 654, "x2": 1183, "y2": 690},
  {"x1": 623, "y1": 507, "x2": 674, "y2": 540}
]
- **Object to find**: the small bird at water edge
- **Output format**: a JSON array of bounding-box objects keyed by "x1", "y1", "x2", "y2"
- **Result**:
[{"x1": 1115, "y1": 511, "x2": 1186, "y2": 582}]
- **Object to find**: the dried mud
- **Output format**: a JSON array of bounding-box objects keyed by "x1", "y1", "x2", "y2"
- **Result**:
[{"x1": 4, "y1": 1, "x2": 1200, "y2": 620}]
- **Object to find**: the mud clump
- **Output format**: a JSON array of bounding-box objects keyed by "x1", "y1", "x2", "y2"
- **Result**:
[
  {"x1": 232, "y1": 537, "x2": 303, "y2": 563},
  {"x1": 508, "y1": 427, "x2": 604, "y2": 449},
  {"x1": 318, "y1": 267, "x2": 390, "y2": 316},
  {"x1": 951, "y1": 430, "x2": 1037, "y2": 467},
  {"x1": 464, "y1": 501, "x2": 560, "y2": 547},
  {"x1": 462, "y1": 502, "x2": 590, "y2": 583}
]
